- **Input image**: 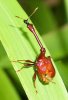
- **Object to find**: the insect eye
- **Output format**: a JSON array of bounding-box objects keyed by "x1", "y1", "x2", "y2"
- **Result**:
[{"x1": 24, "y1": 19, "x2": 29, "y2": 25}]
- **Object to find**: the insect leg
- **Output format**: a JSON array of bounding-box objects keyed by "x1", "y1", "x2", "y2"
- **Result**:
[
  {"x1": 12, "y1": 60, "x2": 34, "y2": 72},
  {"x1": 46, "y1": 75, "x2": 56, "y2": 84},
  {"x1": 33, "y1": 71, "x2": 37, "y2": 93},
  {"x1": 33, "y1": 71, "x2": 37, "y2": 88},
  {"x1": 17, "y1": 60, "x2": 34, "y2": 63},
  {"x1": 12, "y1": 60, "x2": 34, "y2": 64},
  {"x1": 16, "y1": 63, "x2": 34, "y2": 72}
]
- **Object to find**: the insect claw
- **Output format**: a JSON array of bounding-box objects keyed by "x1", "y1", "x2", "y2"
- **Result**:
[
  {"x1": 35, "y1": 89, "x2": 38, "y2": 94},
  {"x1": 16, "y1": 69, "x2": 21, "y2": 72},
  {"x1": 10, "y1": 60, "x2": 18, "y2": 63},
  {"x1": 33, "y1": 82, "x2": 38, "y2": 94},
  {"x1": 16, "y1": 67, "x2": 23, "y2": 72},
  {"x1": 16, "y1": 69, "x2": 20, "y2": 72},
  {"x1": 12, "y1": 60, "x2": 17, "y2": 62}
]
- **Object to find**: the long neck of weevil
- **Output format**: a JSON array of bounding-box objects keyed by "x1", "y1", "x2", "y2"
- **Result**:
[
  {"x1": 27, "y1": 24, "x2": 44, "y2": 49},
  {"x1": 40, "y1": 47, "x2": 46, "y2": 57},
  {"x1": 38, "y1": 48, "x2": 46, "y2": 59}
]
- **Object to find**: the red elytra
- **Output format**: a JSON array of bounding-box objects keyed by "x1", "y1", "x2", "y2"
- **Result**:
[{"x1": 14, "y1": 8, "x2": 55, "y2": 91}]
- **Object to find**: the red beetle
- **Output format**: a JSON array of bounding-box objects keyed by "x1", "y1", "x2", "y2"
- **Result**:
[{"x1": 14, "y1": 7, "x2": 55, "y2": 90}]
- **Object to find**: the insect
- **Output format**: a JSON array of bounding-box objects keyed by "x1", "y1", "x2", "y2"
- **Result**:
[{"x1": 14, "y1": 7, "x2": 55, "y2": 90}]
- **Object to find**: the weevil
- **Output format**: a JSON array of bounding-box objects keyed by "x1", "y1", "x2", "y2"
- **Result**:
[{"x1": 14, "y1": 7, "x2": 55, "y2": 91}]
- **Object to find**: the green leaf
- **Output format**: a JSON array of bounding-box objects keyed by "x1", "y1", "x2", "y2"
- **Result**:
[
  {"x1": 0, "y1": 41, "x2": 11, "y2": 68},
  {"x1": 64, "y1": 0, "x2": 68, "y2": 20},
  {"x1": 0, "y1": 0, "x2": 68, "y2": 100},
  {"x1": 55, "y1": 60, "x2": 68, "y2": 90},
  {"x1": 21, "y1": 0, "x2": 57, "y2": 34},
  {"x1": 0, "y1": 69, "x2": 21, "y2": 100},
  {"x1": 42, "y1": 25, "x2": 68, "y2": 60}
]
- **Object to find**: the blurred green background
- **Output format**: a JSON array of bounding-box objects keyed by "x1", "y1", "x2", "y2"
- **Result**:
[{"x1": 0, "y1": 0, "x2": 68, "y2": 100}]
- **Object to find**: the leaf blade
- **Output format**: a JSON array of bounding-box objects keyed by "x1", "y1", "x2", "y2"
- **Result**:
[{"x1": 0, "y1": 0, "x2": 68, "y2": 100}]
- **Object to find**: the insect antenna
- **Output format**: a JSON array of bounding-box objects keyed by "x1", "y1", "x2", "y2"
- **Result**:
[
  {"x1": 27, "y1": 7, "x2": 38, "y2": 20},
  {"x1": 15, "y1": 7, "x2": 38, "y2": 20}
]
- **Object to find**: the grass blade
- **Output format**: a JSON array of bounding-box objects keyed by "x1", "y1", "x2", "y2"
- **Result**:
[
  {"x1": 0, "y1": 0, "x2": 68, "y2": 100},
  {"x1": 0, "y1": 69, "x2": 21, "y2": 100}
]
